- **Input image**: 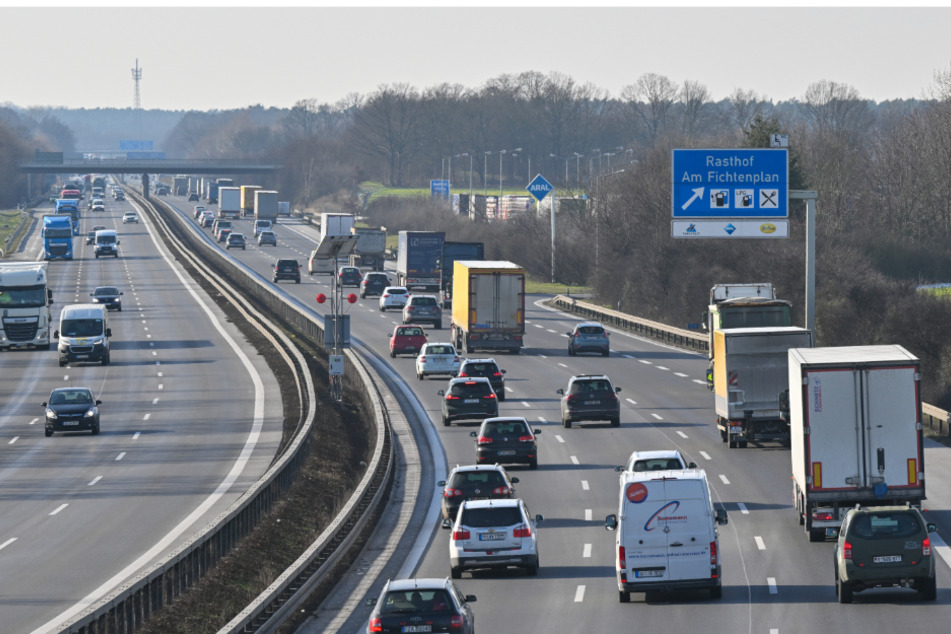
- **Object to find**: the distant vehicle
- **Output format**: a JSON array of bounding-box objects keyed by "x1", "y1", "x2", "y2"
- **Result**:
[
  {"x1": 437, "y1": 377, "x2": 498, "y2": 427},
  {"x1": 337, "y1": 266, "x2": 363, "y2": 287},
  {"x1": 200, "y1": 211, "x2": 216, "y2": 227},
  {"x1": 85, "y1": 230, "x2": 97, "y2": 245},
  {"x1": 54, "y1": 303, "x2": 111, "y2": 366},
  {"x1": 0, "y1": 261, "x2": 54, "y2": 351},
  {"x1": 94, "y1": 230, "x2": 119, "y2": 258},
  {"x1": 254, "y1": 219, "x2": 272, "y2": 236},
  {"x1": 122, "y1": 212, "x2": 139, "y2": 224},
  {"x1": 470, "y1": 416, "x2": 540, "y2": 468},
  {"x1": 389, "y1": 324, "x2": 427, "y2": 358},
  {"x1": 451, "y1": 261, "x2": 525, "y2": 354},
  {"x1": 216, "y1": 227, "x2": 232, "y2": 242},
  {"x1": 192, "y1": 205, "x2": 207, "y2": 219},
  {"x1": 365, "y1": 577, "x2": 476, "y2": 634},
  {"x1": 557, "y1": 374, "x2": 621, "y2": 428},
  {"x1": 257, "y1": 230, "x2": 277, "y2": 246},
  {"x1": 618, "y1": 449, "x2": 696, "y2": 474},
  {"x1": 89, "y1": 286, "x2": 123, "y2": 311},
  {"x1": 567, "y1": 322, "x2": 610, "y2": 357},
  {"x1": 360, "y1": 271, "x2": 391, "y2": 298},
  {"x1": 42, "y1": 214, "x2": 74, "y2": 260},
  {"x1": 397, "y1": 230, "x2": 445, "y2": 291},
  {"x1": 42, "y1": 387, "x2": 101, "y2": 437},
  {"x1": 273, "y1": 258, "x2": 301, "y2": 284},
  {"x1": 449, "y1": 498, "x2": 542, "y2": 579},
  {"x1": 226, "y1": 233, "x2": 246, "y2": 250},
  {"x1": 187, "y1": 192, "x2": 200, "y2": 201}
]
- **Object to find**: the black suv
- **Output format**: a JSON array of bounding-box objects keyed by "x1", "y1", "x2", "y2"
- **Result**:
[
  {"x1": 365, "y1": 577, "x2": 476, "y2": 634},
  {"x1": 437, "y1": 463, "x2": 518, "y2": 524},
  {"x1": 438, "y1": 377, "x2": 498, "y2": 427},
  {"x1": 457, "y1": 358, "x2": 506, "y2": 401},
  {"x1": 273, "y1": 259, "x2": 301, "y2": 284},
  {"x1": 360, "y1": 271, "x2": 391, "y2": 298},
  {"x1": 834, "y1": 505, "x2": 937, "y2": 603},
  {"x1": 470, "y1": 417, "x2": 541, "y2": 469},
  {"x1": 338, "y1": 266, "x2": 363, "y2": 287},
  {"x1": 557, "y1": 374, "x2": 622, "y2": 428}
]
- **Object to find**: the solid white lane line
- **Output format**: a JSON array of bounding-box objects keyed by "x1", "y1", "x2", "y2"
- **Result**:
[
  {"x1": 699, "y1": 451, "x2": 712, "y2": 460},
  {"x1": 585, "y1": 509, "x2": 592, "y2": 522},
  {"x1": 0, "y1": 538, "x2": 17, "y2": 551},
  {"x1": 651, "y1": 413, "x2": 663, "y2": 420},
  {"x1": 555, "y1": 435, "x2": 565, "y2": 443},
  {"x1": 8, "y1": 437, "x2": 18, "y2": 445},
  {"x1": 676, "y1": 431, "x2": 688, "y2": 439},
  {"x1": 583, "y1": 544, "x2": 592, "y2": 558},
  {"x1": 738, "y1": 502, "x2": 749, "y2": 515},
  {"x1": 625, "y1": 398, "x2": 637, "y2": 405},
  {"x1": 719, "y1": 474, "x2": 730, "y2": 485},
  {"x1": 570, "y1": 456, "x2": 580, "y2": 465},
  {"x1": 88, "y1": 476, "x2": 102, "y2": 486},
  {"x1": 116, "y1": 452, "x2": 126, "y2": 461},
  {"x1": 581, "y1": 480, "x2": 589, "y2": 491},
  {"x1": 50, "y1": 504, "x2": 68, "y2": 516},
  {"x1": 767, "y1": 577, "x2": 778, "y2": 594},
  {"x1": 574, "y1": 585, "x2": 586, "y2": 602},
  {"x1": 755, "y1": 536, "x2": 766, "y2": 550}
]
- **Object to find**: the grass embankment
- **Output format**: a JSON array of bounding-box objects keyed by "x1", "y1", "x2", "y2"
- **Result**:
[{"x1": 0, "y1": 209, "x2": 27, "y2": 256}]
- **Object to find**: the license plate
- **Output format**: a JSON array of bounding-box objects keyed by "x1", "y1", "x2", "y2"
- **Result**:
[
  {"x1": 464, "y1": 399, "x2": 478, "y2": 404},
  {"x1": 498, "y1": 450, "x2": 516, "y2": 456},
  {"x1": 584, "y1": 400, "x2": 600, "y2": 405},
  {"x1": 873, "y1": 555, "x2": 902, "y2": 563},
  {"x1": 402, "y1": 627, "x2": 432, "y2": 633},
  {"x1": 63, "y1": 421, "x2": 79, "y2": 426},
  {"x1": 634, "y1": 569, "x2": 664, "y2": 578},
  {"x1": 74, "y1": 355, "x2": 89, "y2": 359},
  {"x1": 479, "y1": 532, "x2": 505, "y2": 541}
]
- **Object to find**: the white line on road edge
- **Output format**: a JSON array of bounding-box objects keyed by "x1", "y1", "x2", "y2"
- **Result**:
[
  {"x1": 0, "y1": 538, "x2": 17, "y2": 551},
  {"x1": 755, "y1": 536, "x2": 766, "y2": 550},
  {"x1": 738, "y1": 502, "x2": 749, "y2": 514},
  {"x1": 700, "y1": 451, "x2": 712, "y2": 460},
  {"x1": 574, "y1": 585, "x2": 586, "y2": 602},
  {"x1": 719, "y1": 474, "x2": 731, "y2": 485},
  {"x1": 767, "y1": 577, "x2": 778, "y2": 594}
]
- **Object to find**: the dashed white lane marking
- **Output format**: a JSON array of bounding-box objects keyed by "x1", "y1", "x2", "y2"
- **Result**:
[
  {"x1": 581, "y1": 480, "x2": 589, "y2": 491},
  {"x1": 674, "y1": 372, "x2": 688, "y2": 378},
  {"x1": 158, "y1": 384, "x2": 164, "y2": 390},
  {"x1": 64, "y1": 375, "x2": 69, "y2": 380},
  {"x1": 570, "y1": 456, "x2": 580, "y2": 465},
  {"x1": 533, "y1": 324, "x2": 544, "y2": 328},
  {"x1": 537, "y1": 416, "x2": 546, "y2": 423},
  {"x1": 505, "y1": 387, "x2": 513, "y2": 393},
  {"x1": 0, "y1": 538, "x2": 17, "y2": 551},
  {"x1": 152, "y1": 398, "x2": 159, "y2": 405},
  {"x1": 143, "y1": 414, "x2": 150, "y2": 421},
  {"x1": 656, "y1": 366, "x2": 670, "y2": 371},
  {"x1": 738, "y1": 502, "x2": 749, "y2": 515},
  {"x1": 546, "y1": 329, "x2": 557, "y2": 334},
  {"x1": 151, "y1": 351, "x2": 157, "y2": 356},
  {"x1": 693, "y1": 379, "x2": 706, "y2": 385},
  {"x1": 157, "y1": 372, "x2": 163, "y2": 377},
  {"x1": 537, "y1": 354, "x2": 547, "y2": 359},
  {"x1": 625, "y1": 398, "x2": 637, "y2": 406},
  {"x1": 651, "y1": 413, "x2": 663, "y2": 420},
  {"x1": 585, "y1": 509, "x2": 592, "y2": 522},
  {"x1": 574, "y1": 585, "x2": 586, "y2": 602},
  {"x1": 583, "y1": 543, "x2": 592, "y2": 558},
  {"x1": 555, "y1": 435, "x2": 565, "y2": 443},
  {"x1": 755, "y1": 536, "x2": 766, "y2": 550},
  {"x1": 700, "y1": 451, "x2": 712, "y2": 460},
  {"x1": 88, "y1": 476, "x2": 102, "y2": 486},
  {"x1": 558, "y1": 362, "x2": 567, "y2": 368},
  {"x1": 8, "y1": 437, "x2": 18, "y2": 445},
  {"x1": 521, "y1": 401, "x2": 531, "y2": 408},
  {"x1": 116, "y1": 452, "x2": 126, "y2": 461},
  {"x1": 719, "y1": 474, "x2": 730, "y2": 485},
  {"x1": 29, "y1": 418, "x2": 38, "y2": 426},
  {"x1": 676, "y1": 431, "x2": 688, "y2": 439},
  {"x1": 767, "y1": 577, "x2": 778, "y2": 594},
  {"x1": 50, "y1": 504, "x2": 68, "y2": 516},
  {"x1": 638, "y1": 360, "x2": 652, "y2": 365},
  {"x1": 622, "y1": 354, "x2": 633, "y2": 359},
  {"x1": 133, "y1": 432, "x2": 141, "y2": 440},
  {"x1": 770, "y1": 630, "x2": 779, "y2": 634}
]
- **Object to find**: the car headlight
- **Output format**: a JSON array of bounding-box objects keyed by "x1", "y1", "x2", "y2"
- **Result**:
[
  {"x1": 46, "y1": 409, "x2": 57, "y2": 420},
  {"x1": 84, "y1": 408, "x2": 97, "y2": 418}
]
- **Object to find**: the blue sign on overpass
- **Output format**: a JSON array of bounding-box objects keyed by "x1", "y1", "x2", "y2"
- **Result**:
[{"x1": 672, "y1": 149, "x2": 788, "y2": 218}]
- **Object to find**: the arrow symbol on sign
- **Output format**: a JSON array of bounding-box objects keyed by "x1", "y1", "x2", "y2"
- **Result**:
[{"x1": 682, "y1": 187, "x2": 704, "y2": 210}]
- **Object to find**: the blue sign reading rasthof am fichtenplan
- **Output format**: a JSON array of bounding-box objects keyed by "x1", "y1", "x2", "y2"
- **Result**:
[{"x1": 672, "y1": 149, "x2": 788, "y2": 218}]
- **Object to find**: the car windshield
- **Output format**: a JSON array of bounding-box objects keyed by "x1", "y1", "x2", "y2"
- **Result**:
[
  {"x1": 631, "y1": 458, "x2": 684, "y2": 472},
  {"x1": 94, "y1": 287, "x2": 119, "y2": 296},
  {"x1": 426, "y1": 345, "x2": 454, "y2": 355},
  {"x1": 462, "y1": 363, "x2": 496, "y2": 375},
  {"x1": 412, "y1": 297, "x2": 437, "y2": 306},
  {"x1": 850, "y1": 512, "x2": 922, "y2": 539},
  {"x1": 389, "y1": 288, "x2": 407, "y2": 295},
  {"x1": 450, "y1": 382, "x2": 492, "y2": 397},
  {"x1": 97, "y1": 234, "x2": 116, "y2": 244},
  {"x1": 397, "y1": 327, "x2": 424, "y2": 337},
  {"x1": 450, "y1": 471, "x2": 506, "y2": 489},
  {"x1": 60, "y1": 318, "x2": 103, "y2": 337},
  {"x1": 460, "y1": 507, "x2": 522, "y2": 528},
  {"x1": 49, "y1": 389, "x2": 92, "y2": 405},
  {"x1": 380, "y1": 589, "x2": 453, "y2": 615},
  {"x1": 0, "y1": 284, "x2": 46, "y2": 308},
  {"x1": 577, "y1": 326, "x2": 605, "y2": 335},
  {"x1": 483, "y1": 420, "x2": 529, "y2": 437},
  {"x1": 570, "y1": 380, "x2": 612, "y2": 394}
]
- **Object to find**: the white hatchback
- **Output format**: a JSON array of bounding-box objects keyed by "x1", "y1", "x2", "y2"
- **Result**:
[
  {"x1": 379, "y1": 286, "x2": 411, "y2": 311},
  {"x1": 449, "y1": 498, "x2": 543, "y2": 579},
  {"x1": 415, "y1": 342, "x2": 460, "y2": 380},
  {"x1": 122, "y1": 212, "x2": 139, "y2": 224},
  {"x1": 619, "y1": 449, "x2": 697, "y2": 474}
]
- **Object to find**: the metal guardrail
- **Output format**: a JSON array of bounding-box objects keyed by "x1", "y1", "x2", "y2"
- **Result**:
[
  {"x1": 63, "y1": 190, "x2": 391, "y2": 632},
  {"x1": 549, "y1": 294, "x2": 951, "y2": 437}
]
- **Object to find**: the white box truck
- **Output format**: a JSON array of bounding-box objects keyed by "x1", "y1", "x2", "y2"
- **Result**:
[
  {"x1": 0, "y1": 262, "x2": 54, "y2": 350},
  {"x1": 253, "y1": 190, "x2": 279, "y2": 221},
  {"x1": 218, "y1": 187, "x2": 241, "y2": 219},
  {"x1": 786, "y1": 345, "x2": 925, "y2": 542},
  {"x1": 605, "y1": 469, "x2": 728, "y2": 602}
]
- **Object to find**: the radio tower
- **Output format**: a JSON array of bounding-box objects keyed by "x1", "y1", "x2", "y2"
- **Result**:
[{"x1": 132, "y1": 59, "x2": 142, "y2": 109}]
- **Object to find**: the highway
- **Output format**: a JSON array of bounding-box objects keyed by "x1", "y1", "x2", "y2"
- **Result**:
[
  {"x1": 0, "y1": 189, "x2": 284, "y2": 634},
  {"x1": 148, "y1": 192, "x2": 951, "y2": 633}
]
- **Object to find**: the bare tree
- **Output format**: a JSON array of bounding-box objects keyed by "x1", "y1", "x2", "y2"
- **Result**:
[
  {"x1": 620, "y1": 73, "x2": 679, "y2": 145},
  {"x1": 729, "y1": 88, "x2": 766, "y2": 134},
  {"x1": 802, "y1": 80, "x2": 872, "y2": 134},
  {"x1": 350, "y1": 83, "x2": 424, "y2": 186},
  {"x1": 678, "y1": 80, "x2": 712, "y2": 138}
]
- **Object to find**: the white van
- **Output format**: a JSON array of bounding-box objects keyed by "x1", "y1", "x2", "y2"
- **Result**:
[
  {"x1": 254, "y1": 219, "x2": 272, "y2": 236},
  {"x1": 94, "y1": 229, "x2": 119, "y2": 258},
  {"x1": 605, "y1": 469, "x2": 728, "y2": 602},
  {"x1": 54, "y1": 303, "x2": 111, "y2": 366}
]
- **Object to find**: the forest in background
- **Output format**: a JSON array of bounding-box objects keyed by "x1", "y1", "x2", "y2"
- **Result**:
[{"x1": 5, "y1": 69, "x2": 951, "y2": 406}]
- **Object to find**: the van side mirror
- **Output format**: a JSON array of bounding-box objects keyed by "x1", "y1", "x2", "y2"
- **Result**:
[
  {"x1": 615, "y1": 465, "x2": 624, "y2": 472},
  {"x1": 556, "y1": 388, "x2": 564, "y2": 395},
  {"x1": 605, "y1": 514, "x2": 618, "y2": 531},
  {"x1": 95, "y1": 400, "x2": 102, "y2": 406},
  {"x1": 615, "y1": 387, "x2": 622, "y2": 393},
  {"x1": 469, "y1": 431, "x2": 477, "y2": 438},
  {"x1": 534, "y1": 514, "x2": 544, "y2": 523},
  {"x1": 715, "y1": 508, "x2": 729, "y2": 525},
  {"x1": 509, "y1": 477, "x2": 519, "y2": 484},
  {"x1": 464, "y1": 595, "x2": 477, "y2": 603},
  {"x1": 533, "y1": 429, "x2": 541, "y2": 435}
]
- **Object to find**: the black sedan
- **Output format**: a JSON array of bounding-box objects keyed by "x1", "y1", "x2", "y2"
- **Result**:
[
  {"x1": 437, "y1": 377, "x2": 498, "y2": 427},
  {"x1": 470, "y1": 417, "x2": 541, "y2": 469},
  {"x1": 366, "y1": 577, "x2": 476, "y2": 634},
  {"x1": 90, "y1": 286, "x2": 123, "y2": 311},
  {"x1": 43, "y1": 387, "x2": 101, "y2": 436}
]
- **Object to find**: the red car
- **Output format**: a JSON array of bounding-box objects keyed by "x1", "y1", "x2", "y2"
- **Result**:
[{"x1": 389, "y1": 325, "x2": 427, "y2": 358}]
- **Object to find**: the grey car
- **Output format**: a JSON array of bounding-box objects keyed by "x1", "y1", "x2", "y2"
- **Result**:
[
  {"x1": 557, "y1": 374, "x2": 621, "y2": 428},
  {"x1": 257, "y1": 230, "x2": 277, "y2": 246},
  {"x1": 567, "y1": 321, "x2": 610, "y2": 356},
  {"x1": 403, "y1": 294, "x2": 442, "y2": 329}
]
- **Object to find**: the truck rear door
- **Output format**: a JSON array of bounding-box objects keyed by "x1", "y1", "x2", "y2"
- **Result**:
[
  {"x1": 803, "y1": 368, "x2": 862, "y2": 491},
  {"x1": 864, "y1": 366, "x2": 922, "y2": 491}
]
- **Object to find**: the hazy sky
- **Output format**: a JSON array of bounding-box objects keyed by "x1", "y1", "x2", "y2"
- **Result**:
[{"x1": 5, "y1": 5, "x2": 951, "y2": 111}]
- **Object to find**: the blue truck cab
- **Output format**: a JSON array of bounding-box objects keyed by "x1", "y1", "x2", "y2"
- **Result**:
[{"x1": 42, "y1": 214, "x2": 74, "y2": 260}]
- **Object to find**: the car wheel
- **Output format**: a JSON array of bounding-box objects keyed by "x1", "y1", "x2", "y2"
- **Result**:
[
  {"x1": 729, "y1": 437, "x2": 737, "y2": 448},
  {"x1": 739, "y1": 440, "x2": 748, "y2": 448},
  {"x1": 611, "y1": 417, "x2": 620, "y2": 427},
  {"x1": 808, "y1": 528, "x2": 825, "y2": 542},
  {"x1": 837, "y1": 578, "x2": 853, "y2": 603},
  {"x1": 603, "y1": 349, "x2": 610, "y2": 357},
  {"x1": 450, "y1": 566, "x2": 462, "y2": 579},
  {"x1": 435, "y1": 321, "x2": 441, "y2": 330},
  {"x1": 91, "y1": 423, "x2": 100, "y2": 435},
  {"x1": 529, "y1": 458, "x2": 538, "y2": 470},
  {"x1": 379, "y1": 306, "x2": 385, "y2": 312},
  {"x1": 568, "y1": 348, "x2": 575, "y2": 356},
  {"x1": 562, "y1": 418, "x2": 571, "y2": 429},
  {"x1": 720, "y1": 429, "x2": 728, "y2": 443},
  {"x1": 390, "y1": 350, "x2": 396, "y2": 358},
  {"x1": 417, "y1": 372, "x2": 424, "y2": 381},
  {"x1": 919, "y1": 576, "x2": 937, "y2": 601},
  {"x1": 526, "y1": 557, "x2": 539, "y2": 576},
  {"x1": 619, "y1": 590, "x2": 630, "y2": 603},
  {"x1": 118, "y1": 305, "x2": 122, "y2": 312},
  {"x1": 295, "y1": 278, "x2": 300, "y2": 284},
  {"x1": 498, "y1": 393, "x2": 505, "y2": 402},
  {"x1": 710, "y1": 584, "x2": 722, "y2": 599},
  {"x1": 101, "y1": 354, "x2": 110, "y2": 366},
  {"x1": 45, "y1": 427, "x2": 53, "y2": 437},
  {"x1": 442, "y1": 416, "x2": 450, "y2": 427},
  {"x1": 58, "y1": 358, "x2": 66, "y2": 367},
  {"x1": 95, "y1": 254, "x2": 99, "y2": 259}
]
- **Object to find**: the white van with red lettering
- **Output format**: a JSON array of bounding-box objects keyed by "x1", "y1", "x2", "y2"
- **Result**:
[{"x1": 605, "y1": 469, "x2": 728, "y2": 602}]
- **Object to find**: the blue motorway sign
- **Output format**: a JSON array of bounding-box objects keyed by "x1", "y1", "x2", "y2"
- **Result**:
[
  {"x1": 526, "y1": 174, "x2": 553, "y2": 202},
  {"x1": 430, "y1": 179, "x2": 450, "y2": 199},
  {"x1": 119, "y1": 140, "x2": 154, "y2": 151},
  {"x1": 672, "y1": 149, "x2": 788, "y2": 218}
]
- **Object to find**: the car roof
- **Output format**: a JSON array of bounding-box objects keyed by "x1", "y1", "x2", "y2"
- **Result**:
[
  {"x1": 480, "y1": 416, "x2": 529, "y2": 426},
  {"x1": 576, "y1": 321, "x2": 605, "y2": 328},
  {"x1": 450, "y1": 463, "x2": 507, "y2": 474},
  {"x1": 569, "y1": 374, "x2": 611, "y2": 381},
  {"x1": 409, "y1": 294, "x2": 437, "y2": 300},
  {"x1": 386, "y1": 577, "x2": 451, "y2": 592},
  {"x1": 448, "y1": 376, "x2": 490, "y2": 385},
  {"x1": 50, "y1": 386, "x2": 92, "y2": 394},
  {"x1": 462, "y1": 498, "x2": 520, "y2": 510},
  {"x1": 461, "y1": 357, "x2": 498, "y2": 365},
  {"x1": 384, "y1": 285, "x2": 408, "y2": 291},
  {"x1": 628, "y1": 450, "x2": 684, "y2": 461}
]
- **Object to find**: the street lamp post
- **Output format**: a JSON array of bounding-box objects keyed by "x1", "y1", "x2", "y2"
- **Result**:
[
  {"x1": 573, "y1": 152, "x2": 583, "y2": 188},
  {"x1": 468, "y1": 153, "x2": 473, "y2": 202},
  {"x1": 449, "y1": 152, "x2": 468, "y2": 212},
  {"x1": 483, "y1": 151, "x2": 492, "y2": 198}
]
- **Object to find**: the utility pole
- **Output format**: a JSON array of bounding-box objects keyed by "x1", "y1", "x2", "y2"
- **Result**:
[{"x1": 131, "y1": 59, "x2": 142, "y2": 109}]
